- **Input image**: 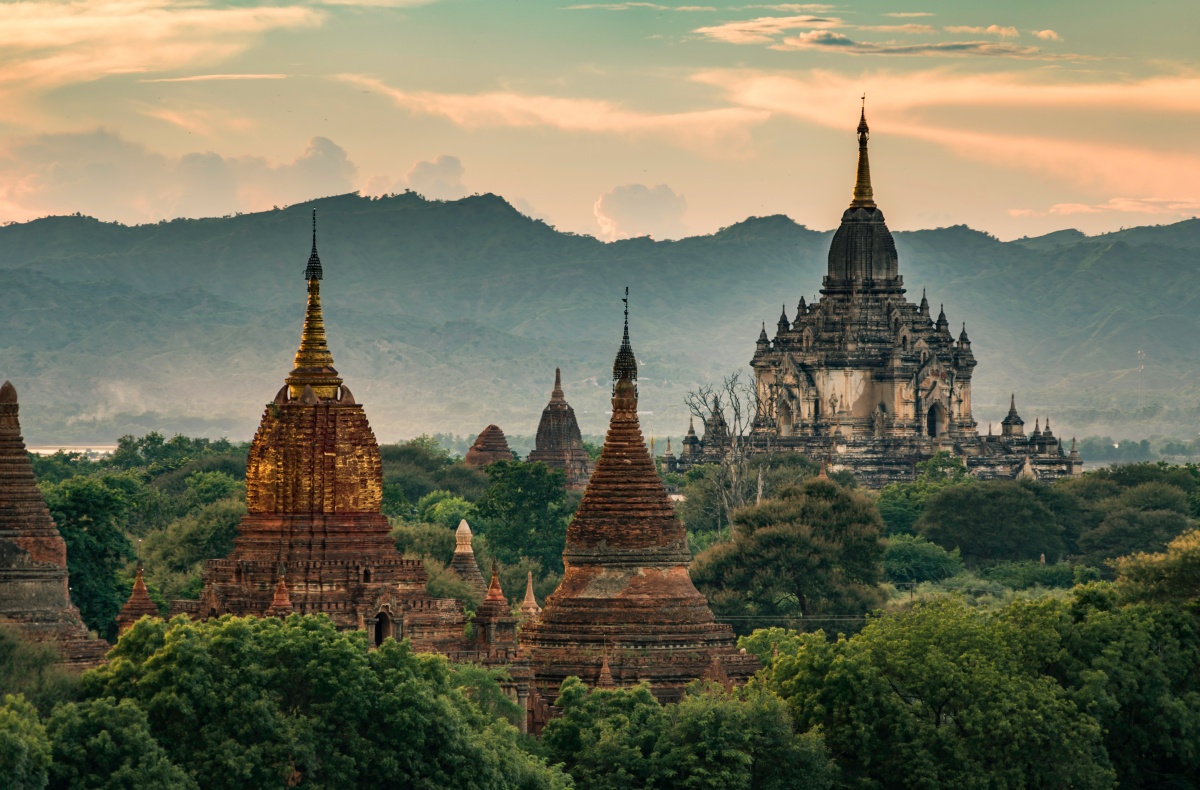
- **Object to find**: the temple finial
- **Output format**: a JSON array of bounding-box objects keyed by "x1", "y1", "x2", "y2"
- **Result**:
[
  {"x1": 612, "y1": 287, "x2": 637, "y2": 387},
  {"x1": 551, "y1": 367, "x2": 564, "y2": 402},
  {"x1": 850, "y1": 101, "x2": 875, "y2": 209},
  {"x1": 304, "y1": 209, "x2": 323, "y2": 281}
]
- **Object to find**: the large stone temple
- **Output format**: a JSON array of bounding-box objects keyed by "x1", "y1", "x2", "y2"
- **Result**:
[
  {"x1": 180, "y1": 213, "x2": 467, "y2": 653},
  {"x1": 0, "y1": 381, "x2": 108, "y2": 668},
  {"x1": 676, "y1": 110, "x2": 1082, "y2": 487},
  {"x1": 519, "y1": 300, "x2": 759, "y2": 702},
  {"x1": 526, "y1": 368, "x2": 594, "y2": 489}
]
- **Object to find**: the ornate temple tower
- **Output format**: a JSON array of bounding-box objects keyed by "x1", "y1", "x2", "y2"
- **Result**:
[
  {"x1": 189, "y1": 213, "x2": 466, "y2": 651},
  {"x1": 696, "y1": 107, "x2": 1083, "y2": 486},
  {"x1": 464, "y1": 425, "x2": 513, "y2": 467},
  {"x1": 0, "y1": 381, "x2": 108, "y2": 668},
  {"x1": 520, "y1": 295, "x2": 758, "y2": 702},
  {"x1": 527, "y1": 368, "x2": 594, "y2": 489}
]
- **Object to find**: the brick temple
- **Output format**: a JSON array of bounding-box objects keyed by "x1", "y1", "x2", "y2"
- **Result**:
[
  {"x1": 0, "y1": 381, "x2": 108, "y2": 669},
  {"x1": 519, "y1": 298, "x2": 759, "y2": 702},
  {"x1": 464, "y1": 424, "x2": 513, "y2": 467},
  {"x1": 527, "y1": 368, "x2": 594, "y2": 489},
  {"x1": 180, "y1": 213, "x2": 466, "y2": 653},
  {"x1": 674, "y1": 109, "x2": 1083, "y2": 487}
]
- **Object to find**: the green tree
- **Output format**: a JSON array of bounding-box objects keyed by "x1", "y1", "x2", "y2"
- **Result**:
[
  {"x1": 0, "y1": 694, "x2": 50, "y2": 790},
  {"x1": 142, "y1": 498, "x2": 245, "y2": 601},
  {"x1": 0, "y1": 628, "x2": 81, "y2": 716},
  {"x1": 917, "y1": 479, "x2": 1064, "y2": 564},
  {"x1": 542, "y1": 678, "x2": 834, "y2": 790},
  {"x1": 1113, "y1": 528, "x2": 1200, "y2": 606},
  {"x1": 882, "y1": 534, "x2": 963, "y2": 585},
  {"x1": 46, "y1": 697, "x2": 195, "y2": 790},
  {"x1": 763, "y1": 600, "x2": 1115, "y2": 788},
  {"x1": 1079, "y1": 509, "x2": 1192, "y2": 570},
  {"x1": 40, "y1": 476, "x2": 135, "y2": 638},
  {"x1": 473, "y1": 461, "x2": 571, "y2": 573},
  {"x1": 876, "y1": 451, "x2": 970, "y2": 535},
  {"x1": 692, "y1": 478, "x2": 885, "y2": 632},
  {"x1": 82, "y1": 615, "x2": 568, "y2": 789}
]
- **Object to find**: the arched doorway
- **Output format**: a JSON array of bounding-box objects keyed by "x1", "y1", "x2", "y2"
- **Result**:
[
  {"x1": 927, "y1": 403, "x2": 945, "y2": 438},
  {"x1": 778, "y1": 401, "x2": 793, "y2": 437},
  {"x1": 374, "y1": 611, "x2": 393, "y2": 647}
]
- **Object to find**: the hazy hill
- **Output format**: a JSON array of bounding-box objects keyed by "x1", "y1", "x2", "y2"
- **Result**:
[{"x1": 2, "y1": 192, "x2": 1198, "y2": 445}]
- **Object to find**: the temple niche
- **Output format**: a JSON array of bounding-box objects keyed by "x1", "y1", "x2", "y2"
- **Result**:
[
  {"x1": 179, "y1": 213, "x2": 466, "y2": 653},
  {"x1": 0, "y1": 381, "x2": 108, "y2": 669},
  {"x1": 519, "y1": 300, "x2": 759, "y2": 703},
  {"x1": 678, "y1": 109, "x2": 1083, "y2": 488},
  {"x1": 526, "y1": 368, "x2": 594, "y2": 489}
]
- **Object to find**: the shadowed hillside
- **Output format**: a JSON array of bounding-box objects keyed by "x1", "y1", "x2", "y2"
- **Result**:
[{"x1": 2, "y1": 192, "x2": 1197, "y2": 444}]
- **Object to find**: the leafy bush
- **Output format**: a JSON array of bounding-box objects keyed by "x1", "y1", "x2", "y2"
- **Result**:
[
  {"x1": 883, "y1": 535, "x2": 963, "y2": 584},
  {"x1": 980, "y1": 560, "x2": 1076, "y2": 590}
]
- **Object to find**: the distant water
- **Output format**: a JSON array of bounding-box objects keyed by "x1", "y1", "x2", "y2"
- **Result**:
[{"x1": 26, "y1": 446, "x2": 116, "y2": 457}]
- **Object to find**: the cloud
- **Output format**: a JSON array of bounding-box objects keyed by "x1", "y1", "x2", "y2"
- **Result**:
[
  {"x1": 0, "y1": 130, "x2": 357, "y2": 224},
  {"x1": 772, "y1": 31, "x2": 1044, "y2": 57},
  {"x1": 943, "y1": 24, "x2": 1019, "y2": 38},
  {"x1": 740, "y1": 3, "x2": 835, "y2": 10},
  {"x1": 883, "y1": 11, "x2": 934, "y2": 17},
  {"x1": 140, "y1": 73, "x2": 289, "y2": 83},
  {"x1": 342, "y1": 74, "x2": 768, "y2": 155},
  {"x1": 859, "y1": 24, "x2": 937, "y2": 33},
  {"x1": 693, "y1": 14, "x2": 843, "y2": 44},
  {"x1": 594, "y1": 183, "x2": 687, "y2": 240},
  {"x1": 0, "y1": 1, "x2": 321, "y2": 110},
  {"x1": 1010, "y1": 198, "x2": 1200, "y2": 218},
  {"x1": 1032, "y1": 29, "x2": 1062, "y2": 41},
  {"x1": 693, "y1": 68, "x2": 1200, "y2": 197},
  {"x1": 404, "y1": 155, "x2": 467, "y2": 200},
  {"x1": 564, "y1": 2, "x2": 715, "y2": 9}
]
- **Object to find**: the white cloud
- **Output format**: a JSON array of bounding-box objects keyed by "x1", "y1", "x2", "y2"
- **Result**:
[
  {"x1": 882, "y1": 11, "x2": 934, "y2": 17},
  {"x1": 342, "y1": 74, "x2": 768, "y2": 155},
  {"x1": 693, "y1": 14, "x2": 843, "y2": 44},
  {"x1": 943, "y1": 24, "x2": 1019, "y2": 38},
  {"x1": 140, "y1": 73, "x2": 289, "y2": 83},
  {"x1": 404, "y1": 154, "x2": 467, "y2": 200},
  {"x1": 594, "y1": 183, "x2": 687, "y2": 240},
  {"x1": 1032, "y1": 29, "x2": 1062, "y2": 41},
  {"x1": 0, "y1": 130, "x2": 357, "y2": 224}
]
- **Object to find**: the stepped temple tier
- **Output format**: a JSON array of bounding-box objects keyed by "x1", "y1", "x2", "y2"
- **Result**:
[
  {"x1": 675, "y1": 109, "x2": 1082, "y2": 488},
  {"x1": 465, "y1": 424, "x2": 513, "y2": 467},
  {"x1": 527, "y1": 368, "x2": 594, "y2": 489},
  {"x1": 520, "y1": 294, "x2": 759, "y2": 702},
  {"x1": 180, "y1": 213, "x2": 466, "y2": 652},
  {"x1": 0, "y1": 381, "x2": 108, "y2": 668}
]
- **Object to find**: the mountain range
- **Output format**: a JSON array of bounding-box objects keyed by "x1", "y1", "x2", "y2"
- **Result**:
[{"x1": 2, "y1": 191, "x2": 1198, "y2": 446}]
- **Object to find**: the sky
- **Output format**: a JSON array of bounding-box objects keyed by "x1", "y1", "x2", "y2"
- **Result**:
[{"x1": 1, "y1": 0, "x2": 1198, "y2": 240}]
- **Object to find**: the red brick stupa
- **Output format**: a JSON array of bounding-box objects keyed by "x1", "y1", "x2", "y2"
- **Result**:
[
  {"x1": 188, "y1": 213, "x2": 465, "y2": 651},
  {"x1": 527, "y1": 368, "x2": 594, "y2": 489},
  {"x1": 0, "y1": 381, "x2": 108, "y2": 668},
  {"x1": 519, "y1": 292, "x2": 758, "y2": 701},
  {"x1": 464, "y1": 425, "x2": 512, "y2": 467},
  {"x1": 115, "y1": 564, "x2": 159, "y2": 635}
]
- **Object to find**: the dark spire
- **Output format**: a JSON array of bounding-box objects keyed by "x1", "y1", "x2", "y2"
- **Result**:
[
  {"x1": 612, "y1": 287, "x2": 637, "y2": 387},
  {"x1": 304, "y1": 209, "x2": 323, "y2": 281},
  {"x1": 758, "y1": 322, "x2": 769, "y2": 344},
  {"x1": 919, "y1": 289, "x2": 929, "y2": 316},
  {"x1": 551, "y1": 367, "x2": 565, "y2": 403},
  {"x1": 1002, "y1": 393, "x2": 1024, "y2": 428},
  {"x1": 850, "y1": 98, "x2": 875, "y2": 209},
  {"x1": 959, "y1": 323, "x2": 970, "y2": 343},
  {"x1": 777, "y1": 304, "x2": 789, "y2": 333},
  {"x1": 936, "y1": 304, "x2": 949, "y2": 333},
  {"x1": 798, "y1": 296, "x2": 807, "y2": 314}
]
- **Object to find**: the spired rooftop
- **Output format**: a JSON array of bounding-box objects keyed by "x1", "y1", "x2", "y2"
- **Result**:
[
  {"x1": 519, "y1": 292, "x2": 759, "y2": 702},
  {"x1": 185, "y1": 212, "x2": 466, "y2": 652},
  {"x1": 527, "y1": 368, "x2": 594, "y2": 489},
  {"x1": 0, "y1": 380, "x2": 108, "y2": 668}
]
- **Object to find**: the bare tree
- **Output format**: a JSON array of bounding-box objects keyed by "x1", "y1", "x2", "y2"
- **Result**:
[{"x1": 685, "y1": 371, "x2": 765, "y2": 540}]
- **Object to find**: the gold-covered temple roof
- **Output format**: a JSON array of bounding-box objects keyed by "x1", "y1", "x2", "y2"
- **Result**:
[{"x1": 286, "y1": 210, "x2": 342, "y2": 399}]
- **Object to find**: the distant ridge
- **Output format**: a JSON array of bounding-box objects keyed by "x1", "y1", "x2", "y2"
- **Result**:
[{"x1": 2, "y1": 192, "x2": 1198, "y2": 444}]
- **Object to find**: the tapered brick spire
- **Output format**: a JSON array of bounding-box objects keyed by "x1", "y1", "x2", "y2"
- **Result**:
[
  {"x1": 116, "y1": 564, "x2": 158, "y2": 635},
  {"x1": 0, "y1": 381, "x2": 108, "y2": 667},
  {"x1": 519, "y1": 296, "x2": 758, "y2": 701},
  {"x1": 527, "y1": 367, "x2": 594, "y2": 489}
]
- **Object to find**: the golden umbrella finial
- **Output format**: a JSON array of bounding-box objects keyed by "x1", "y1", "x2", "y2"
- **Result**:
[
  {"x1": 286, "y1": 210, "x2": 342, "y2": 399},
  {"x1": 850, "y1": 97, "x2": 876, "y2": 209}
]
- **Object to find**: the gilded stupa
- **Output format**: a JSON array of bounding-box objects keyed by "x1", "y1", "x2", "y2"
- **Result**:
[
  {"x1": 519, "y1": 292, "x2": 758, "y2": 701},
  {"x1": 187, "y1": 212, "x2": 466, "y2": 651}
]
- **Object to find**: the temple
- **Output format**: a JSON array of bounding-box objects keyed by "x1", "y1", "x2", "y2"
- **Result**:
[
  {"x1": 464, "y1": 425, "x2": 513, "y2": 467},
  {"x1": 527, "y1": 368, "x2": 594, "y2": 489},
  {"x1": 519, "y1": 292, "x2": 759, "y2": 702},
  {"x1": 180, "y1": 212, "x2": 467, "y2": 652},
  {"x1": 448, "y1": 519, "x2": 488, "y2": 601},
  {"x1": 115, "y1": 564, "x2": 158, "y2": 635},
  {"x1": 0, "y1": 381, "x2": 108, "y2": 668},
  {"x1": 675, "y1": 108, "x2": 1082, "y2": 487}
]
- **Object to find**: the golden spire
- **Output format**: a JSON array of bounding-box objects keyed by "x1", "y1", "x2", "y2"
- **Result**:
[
  {"x1": 850, "y1": 96, "x2": 876, "y2": 209},
  {"x1": 286, "y1": 210, "x2": 342, "y2": 399}
]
